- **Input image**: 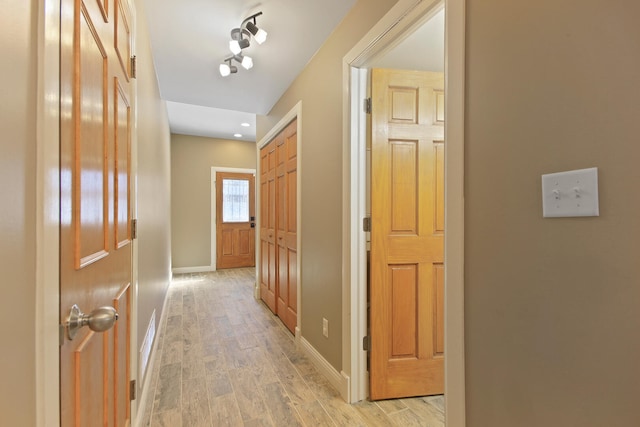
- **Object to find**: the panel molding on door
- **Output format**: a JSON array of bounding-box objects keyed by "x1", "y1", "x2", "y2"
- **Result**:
[
  {"x1": 370, "y1": 69, "x2": 445, "y2": 400},
  {"x1": 215, "y1": 171, "x2": 256, "y2": 269},
  {"x1": 260, "y1": 119, "x2": 298, "y2": 333},
  {"x1": 60, "y1": 0, "x2": 133, "y2": 424}
]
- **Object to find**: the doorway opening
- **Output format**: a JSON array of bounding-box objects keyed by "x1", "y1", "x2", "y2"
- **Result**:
[{"x1": 342, "y1": 0, "x2": 465, "y2": 424}]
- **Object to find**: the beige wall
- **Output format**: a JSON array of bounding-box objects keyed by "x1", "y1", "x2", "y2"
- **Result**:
[
  {"x1": 465, "y1": 1, "x2": 640, "y2": 425},
  {"x1": 257, "y1": 0, "x2": 398, "y2": 370},
  {"x1": 0, "y1": 1, "x2": 38, "y2": 424},
  {"x1": 171, "y1": 134, "x2": 256, "y2": 269},
  {"x1": 134, "y1": 0, "x2": 173, "y2": 392}
]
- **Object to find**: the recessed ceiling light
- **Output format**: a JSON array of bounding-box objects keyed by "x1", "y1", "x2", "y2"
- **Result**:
[
  {"x1": 234, "y1": 133, "x2": 243, "y2": 138},
  {"x1": 241, "y1": 122, "x2": 250, "y2": 127}
]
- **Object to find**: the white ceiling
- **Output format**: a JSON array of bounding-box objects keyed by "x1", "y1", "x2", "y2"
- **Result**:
[{"x1": 145, "y1": 0, "x2": 357, "y2": 142}]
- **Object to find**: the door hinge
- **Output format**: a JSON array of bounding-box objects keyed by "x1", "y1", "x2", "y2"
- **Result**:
[
  {"x1": 363, "y1": 335, "x2": 371, "y2": 351},
  {"x1": 130, "y1": 55, "x2": 137, "y2": 79},
  {"x1": 59, "y1": 324, "x2": 65, "y2": 346},
  {"x1": 364, "y1": 97, "x2": 372, "y2": 114},
  {"x1": 130, "y1": 380, "x2": 137, "y2": 401},
  {"x1": 362, "y1": 217, "x2": 371, "y2": 232},
  {"x1": 131, "y1": 219, "x2": 138, "y2": 239}
]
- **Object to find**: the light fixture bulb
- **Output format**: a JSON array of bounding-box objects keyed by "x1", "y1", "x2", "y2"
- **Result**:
[
  {"x1": 254, "y1": 28, "x2": 267, "y2": 44},
  {"x1": 241, "y1": 55, "x2": 253, "y2": 70},
  {"x1": 234, "y1": 133, "x2": 243, "y2": 138},
  {"x1": 241, "y1": 122, "x2": 250, "y2": 127},
  {"x1": 229, "y1": 40, "x2": 241, "y2": 55},
  {"x1": 246, "y1": 21, "x2": 268, "y2": 44},
  {"x1": 219, "y1": 63, "x2": 231, "y2": 76}
]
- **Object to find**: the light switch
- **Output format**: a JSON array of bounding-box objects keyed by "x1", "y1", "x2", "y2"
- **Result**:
[{"x1": 541, "y1": 168, "x2": 599, "y2": 218}]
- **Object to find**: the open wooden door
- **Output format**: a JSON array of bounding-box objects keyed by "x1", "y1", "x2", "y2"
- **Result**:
[
  {"x1": 216, "y1": 171, "x2": 256, "y2": 269},
  {"x1": 59, "y1": 0, "x2": 133, "y2": 425},
  {"x1": 370, "y1": 68, "x2": 445, "y2": 400}
]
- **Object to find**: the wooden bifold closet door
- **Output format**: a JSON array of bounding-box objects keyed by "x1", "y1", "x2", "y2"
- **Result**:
[{"x1": 260, "y1": 119, "x2": 297, "y2": 334}]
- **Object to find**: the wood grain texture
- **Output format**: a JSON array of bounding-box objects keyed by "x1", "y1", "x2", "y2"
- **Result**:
[{"x1": 139, "y1": 268, "x2": 444, "y2": 426}]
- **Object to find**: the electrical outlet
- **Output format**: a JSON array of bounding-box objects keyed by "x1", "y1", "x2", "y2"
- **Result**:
[{"x1": 322, "y1": 318, "x2": 329, "y2": 338}]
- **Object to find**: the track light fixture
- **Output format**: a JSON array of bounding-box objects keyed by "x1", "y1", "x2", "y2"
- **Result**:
[{"x1": 219, "y1": 11, "x2": 267, "y2": 76}]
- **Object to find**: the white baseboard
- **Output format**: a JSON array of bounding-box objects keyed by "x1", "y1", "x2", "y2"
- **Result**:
[
  {"x1": 298, "y1": 336, "x2": 350, "y2": 402},
  {"x1": 171, "y1": 265, "x2": 214, "y2": 274}
]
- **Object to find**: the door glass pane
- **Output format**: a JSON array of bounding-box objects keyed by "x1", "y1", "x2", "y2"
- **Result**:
[{"x1": 222, "y1": 179, "x2": 249, "y2": 222}]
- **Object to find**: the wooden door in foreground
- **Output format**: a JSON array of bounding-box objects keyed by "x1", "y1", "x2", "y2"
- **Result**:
[
  {"x1": 60, "y1": 0, "x2": 133, "y2": 425},
  {"x1": 216, "y1": 172, "x2": 256, "y2": 269},
  {"x1": 370, "y1": 68, "x2": 445, "y2": 400}
]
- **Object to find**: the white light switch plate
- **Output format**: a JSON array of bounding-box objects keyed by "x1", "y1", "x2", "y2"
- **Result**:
[{"x1": 542, "y1": 168, "x2": 599, "y2": 218}]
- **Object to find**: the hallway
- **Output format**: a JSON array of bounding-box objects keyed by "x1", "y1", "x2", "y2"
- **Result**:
[{"x1": 140, "y1": 268, "x2": 445, "y2": 426}]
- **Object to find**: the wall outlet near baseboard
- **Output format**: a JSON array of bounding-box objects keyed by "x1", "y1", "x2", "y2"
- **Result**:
[{"x1": 322, "y1": 318, "x2": 329, "y2": 338}]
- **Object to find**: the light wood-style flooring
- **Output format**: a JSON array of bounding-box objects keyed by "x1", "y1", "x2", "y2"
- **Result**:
[{"x1": 139, "y1": 268, "x2": 445, "y2": 426}]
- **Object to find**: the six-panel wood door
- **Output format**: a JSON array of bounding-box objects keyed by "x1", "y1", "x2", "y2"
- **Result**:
[
  {"x1": 260, "y1": 140, "x2": 277, "y2": 312},
  {"x1": 260, "y1": 119, "x2": 298, "y2": 333},
  {"x1": 275, "y1": 121, "x2": 298, "y2": 333},
  {"x1": 60, "y1": 0, "x2": 133, "y2": 425},
  {"x1": 370, "y1": 69, "x2": 445, "y2": 400},
  {"x1": 216, "y1": 171, "x2": 256, "y2": 269}
]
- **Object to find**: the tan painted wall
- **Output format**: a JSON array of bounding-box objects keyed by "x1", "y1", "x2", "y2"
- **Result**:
[
  {"x1": 465, "y1": 1, "x2": 640, "y2": 425},
  {"x1": 257, "y1": 0, "x2": 398, "y2": 370},
  {"x1": 134, "y1": 0, "x2": 173, "y2": 391},
  {"x1": 171, "y1": 134, "x2": 256, "y2": 269},
  {"x1": 0, "y1": 1, "x2": 38, "y2": 424}
]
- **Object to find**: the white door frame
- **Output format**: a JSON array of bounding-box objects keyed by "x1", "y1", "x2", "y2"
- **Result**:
[
  {"x1": 36, "y1": 0, "x2": 140, "y2": 425},
  {"x1": 341, "y1": 0, "x2": 466, "y2": 425},
  {"x1": 210, "y1": 167, "x2": 257, "y2": 271}
]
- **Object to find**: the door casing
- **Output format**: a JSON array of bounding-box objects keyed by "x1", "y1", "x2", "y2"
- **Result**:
[{"x1": 342, "y1": 1, "x2": 466, "y2": 425}]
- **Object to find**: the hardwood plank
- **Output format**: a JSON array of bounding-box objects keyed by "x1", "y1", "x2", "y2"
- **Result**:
[
  {"x1": 228, "y1": 367, "x2": 268, "y2": 421},
  {"x1": 261, "y1": 382, "x2": 304, "y2": 427},
  {"x1": 181, "y1": 376, "x2": 211, "y2": 427},
  {"x1": 295, "y1": 400, "x2": 335, "y2": 427},
  {"x1": 209, "y1": 394, "x2": 244, "y2": 427}
]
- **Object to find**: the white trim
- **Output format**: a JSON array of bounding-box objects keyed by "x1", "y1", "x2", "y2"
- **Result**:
[
  {"x1": 299, "y1": 337, "x2": 350, "y2": 400},
  {"x1": 36, "y1": 0, "x2": 61, "y2": 425},
  {"x1": 210, "y1": 166, "x2": 257, "y2": 272},
  {"x1": 442, "y1": 1, "x2": 466, "y2": 424},
  {"x1": 255, "y1": 102, "x2": 303, "y2": 334},
  {"x1": 342, "y1": 0, "x2": 466, "y2": 424},
  {"x1": 171, "y1": 266, "x2": 215, "y2": 274}
]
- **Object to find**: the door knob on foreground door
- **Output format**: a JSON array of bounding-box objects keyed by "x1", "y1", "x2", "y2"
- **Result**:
[{"x1": 66, "y1": 304, "x2": 119, "y2": 340}]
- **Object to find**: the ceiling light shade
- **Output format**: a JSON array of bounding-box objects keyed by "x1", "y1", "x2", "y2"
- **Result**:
[
  {"x1": 241, "y1": 55, "x2": 253, "y2": 70},
  {"x1": 219, "y1": 60, "x2": 237, "y2": 77},
  {"x1": 229, "y1": 40, "x2": 242, "y2": 55},
  {"x1": 245, "y1": 21, "x2": 267, "y2": 44},
  {"x1": 230, "y1": 28, "x2": 250, "y2": 54}
]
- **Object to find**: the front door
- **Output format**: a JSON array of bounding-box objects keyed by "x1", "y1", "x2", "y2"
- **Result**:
[
  {"x1": 369, "y1": 68, "x2": 445, "y2": 400},
  {"x1": 59, "y1": 0, "x2": 133, "y2": 425},
  {"x1": 216, "y1": 171, "x2": 256, "y2": 269}
]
